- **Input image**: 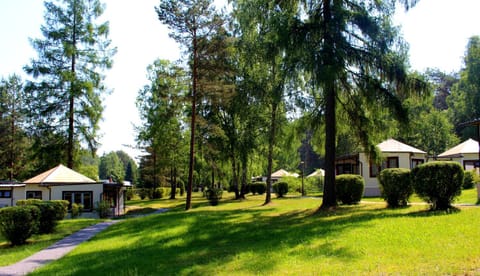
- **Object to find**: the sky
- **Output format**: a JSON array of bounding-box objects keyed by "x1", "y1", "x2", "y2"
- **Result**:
[{"x1": 1, "y1": 0, "x2": 480, "y2": 161}]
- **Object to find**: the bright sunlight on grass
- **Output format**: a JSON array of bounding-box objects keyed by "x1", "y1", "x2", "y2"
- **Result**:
[{"x1": 28, "y1": 192, "x2": 480, "y2": 276}]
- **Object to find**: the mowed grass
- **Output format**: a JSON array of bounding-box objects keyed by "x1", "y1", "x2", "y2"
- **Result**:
[
  {"x1": 29, "y1": 192, "x2": 480, "y2": 276},
  {"x1": 0, "y1": 218, "x2": 101, "y2": 266}
]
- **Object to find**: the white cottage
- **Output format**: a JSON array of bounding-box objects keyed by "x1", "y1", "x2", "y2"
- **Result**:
[
  {"x1": 0, "y1": 164, "x2": 128, "y2": 217},
  {"x1": 437, "y1": 138, "x2": 480, "y2": 170},
  {"x1": 335, "y1": 139, "x2": 427, "y2": 197}
]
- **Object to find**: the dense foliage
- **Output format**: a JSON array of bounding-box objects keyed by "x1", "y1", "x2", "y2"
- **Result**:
[
  {"x1": 17, "y1": 199, "x2": 68, "y2": 233},
  {"x1": 378, "y1": 168, "x2": 413, "y2": 207},
  {"x1": 24, "y1": 0, "x2": 116, "y2": 169},
  {"x1": 205, "y1": 187, "x2": 223, "y2": 206},
  {"x1": 412, "y1": 161, "x2": 464, "y2": 210},
  {"x1": 273, "y1": 182, "x2": 289, "y2": 198},
  {"x1": 335, "y1": 174, "x2": 364, "y2": 205},
  {"x1": 0, "y1": 205, "x2": 40, "y2": 246},
  {"x1": 249, "y1": 182, "x2": 267, "y2": 195},
  {"x1": 463, "y1": 170, "x2": 477, "y2": 189}
]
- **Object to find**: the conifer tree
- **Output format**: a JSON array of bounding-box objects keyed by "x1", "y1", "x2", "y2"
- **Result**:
[{"x1": 24, "y1": 0, "x2": 116, "y2": 169}]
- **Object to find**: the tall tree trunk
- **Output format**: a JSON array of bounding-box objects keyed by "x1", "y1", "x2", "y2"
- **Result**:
[
  {"x1": 264, "y1": 101, "x2": 277, "y2": 205},
  {"x1": 186, "y1": 25, "x2": 198, "y2": 210},
  {"x1": 170, "y1": 166, "x2": 176, "y2": 199},
  {"x1": 211, "y1": 167, "x2": 215, "y2": 188},
  {"x1": 320, "y1": 0, "x2": 337, "y2": 210},
  {"x1": 67, "y1": 0, "x2": 77, "y2": 169},
  {"x1": 240, "y1": 157, "x2": 248, "y2": 199},
  {"x1": 231, "y1": 153, "x2": 240, "y2": 199},
  {"x1": 9, "y1": 99, "x2": 15, "y2": 181}
]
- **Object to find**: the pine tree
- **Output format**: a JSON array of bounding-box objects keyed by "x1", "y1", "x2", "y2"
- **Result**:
[
  {"x1": 0, "y1": 75, "x2": 30, "y2": 180},
  {"x1": 24, "y1": 0, "x2": 116, "y2": 169},
  {"x1": 156, "y1": 0, "x2": 225, "y2": 210}
]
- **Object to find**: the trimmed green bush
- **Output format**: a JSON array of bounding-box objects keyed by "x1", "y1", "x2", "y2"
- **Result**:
[
  {"x1": 50, "y1": 200, "x2": 69, "y2": 220},
  {"x1": 17, "y1": 199, "x2": 68, "y2": 233},
  {"x1": 250, "y1": 182, "x2": 267, "y2": 195},
  {"x1": 273, "y1": 182, "x2": 289, "y2": 198},
  {"x1": 336, "y1": 174, "x2": 364, "y2": 205},
  {"x1": 412, "y1": 161, "x2": 464, "y2": 210},
  {"x1": 205, "y1": 188, "x2": 223, "y2": 206},
  {"x1": 126, "y1": 188, "x2": 135, "y2": 200},
  {"x1": 96, "y1": 200, "x2": 112, "y2": 218},
  {"x1": 378, "y1": 168, "x2": 413, "y2": 208},
  {"x1": 463, "y1": 170, "x2": 476, "y2": 189},
  {"x1": 71, "y1": 203, "x2": 84, "y2": 218},
  {"x1": 0, "y1": 205, "x2": 40, "y2": 245},
  {"x1": 152, "y1": 188, "x2": 165, "y2": 199}
]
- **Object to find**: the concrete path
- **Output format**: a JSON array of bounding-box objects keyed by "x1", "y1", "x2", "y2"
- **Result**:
[{"x1": 0, "y1": 208, "x2": 168, "y2": 276}]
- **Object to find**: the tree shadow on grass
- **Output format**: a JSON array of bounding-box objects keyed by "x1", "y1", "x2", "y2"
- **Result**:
[
  {"x1": 28, "y1": 206, "x2": 378, "y2": 275},
  {"x1": 28, "y1": 200, "x2": 467, "y2": 275}
]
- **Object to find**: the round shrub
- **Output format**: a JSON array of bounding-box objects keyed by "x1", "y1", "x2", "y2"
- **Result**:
[
  {"x1": 152, "y1": 188, "x2": 165, "y2": 199},
  {"x1": 95, "y1": 200, "x2": 112, "y2": 218},
  {"x1": 205, "y1": 188, "x2": 223, "y2": 206},
  {"x1": 412, "y1": 161, "x2": 464, "y2": 210},
  {"x1": 126, "y1": 188, "x2": 135, "y2": 200},
  {"x1": 336, "y1": 174, "x2": 364, "y2": 205},
  {"x1": 273, "y1": 182, "x2": 289, "y2": 198},
  {"x1": 463, "y1": 170, "x2": 476, "y2": 189},
  {"x1": 378, "y1": 168, "x2": 413, "y2": 208},
  {"x1": 250, "y1": 182, "x2": 267, "y2": 195},
  {"x1": 50, "y1": 200, "x2": 69, "y2": 220},
  {"x1": 0, "y1": 205, "x2": 40, "y2": 245},
  {"x1": 71, "y1": 203, "x2": 84, "y2": 218}
]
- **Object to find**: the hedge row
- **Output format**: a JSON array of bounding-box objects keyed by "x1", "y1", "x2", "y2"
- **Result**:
[{"x1": 0, "y1": 200, "x2": 69, "y2": 245}]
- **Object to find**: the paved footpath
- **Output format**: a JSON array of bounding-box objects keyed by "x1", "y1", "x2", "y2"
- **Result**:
[{"x1": 0, "y1": 221, "x2": 119, "y2": 276}]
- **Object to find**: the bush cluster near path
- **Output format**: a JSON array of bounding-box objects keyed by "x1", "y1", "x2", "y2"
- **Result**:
[{"x1": 0, "y1": 200, "x2": 68, "y2": 245}]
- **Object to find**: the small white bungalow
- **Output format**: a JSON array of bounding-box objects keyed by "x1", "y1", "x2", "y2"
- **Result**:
[
  {"x1": 307, "y1": 169, "x2": 325, "y2": 178},
  {"x1": 437, "y1": 138, "x2": 480, "y2": 170},
  {"x1": 271, "y1": 169, "x2": 298, "y2": 182},
  {"x1": 335, "y1": 139, "x2": 427, "y2": 197},
  {"x1": 0, "y1": 164, "x2": 128, "y2": 217}
]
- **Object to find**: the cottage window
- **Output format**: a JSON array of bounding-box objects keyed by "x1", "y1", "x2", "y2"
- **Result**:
[
  {"x1": 370, "y1": 157, "x2": 399, "y2": 177},
  {"x1": 464, "y1": 160, "x2": 477, "y2": 170},
  {"x1": 0, "y1": 190, "x2": 12, "y2": 198},
  {"x1": 386, "y1": 157, "x2": 399, "y2": 168},
  {"x1": 63, "y1": 191, "x2": 93, "y2": 211},
  {"x1": 411, "y1": 159, "x2": 424, "y2": 169},
  {"x1": 26, "y1": 191, "x2": 42, "y2": 200}
]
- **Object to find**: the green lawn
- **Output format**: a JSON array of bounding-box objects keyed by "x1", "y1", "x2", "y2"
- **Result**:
[
  {"x1": 0, "y1": 218, "x2": 101, "y2": 266},
  {"x1": 27, "y1": 192, "x2": 480, "y2": 275}
]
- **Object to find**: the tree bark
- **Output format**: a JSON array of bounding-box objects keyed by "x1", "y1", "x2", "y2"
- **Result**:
[
  {"x1": 186, "y1": 23, "x2": 198, "y2": 210},
  {"x1": 320, "y1": 0, "x2": 337, "y2": 210},
  {"x1": 170, "y1": 166, "x2": 176, "y2": 199},
  {"x1": 264, "y1": 101, "x2": 277, "y2": 205},
  {"x1": 67, "y1": 0, "x2": 77, "y2": 169}
]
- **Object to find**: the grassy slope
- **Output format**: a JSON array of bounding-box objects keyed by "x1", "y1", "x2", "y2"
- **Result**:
[{"x1": 29, "y1": 193, "x2": 480, "y2": 276}]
